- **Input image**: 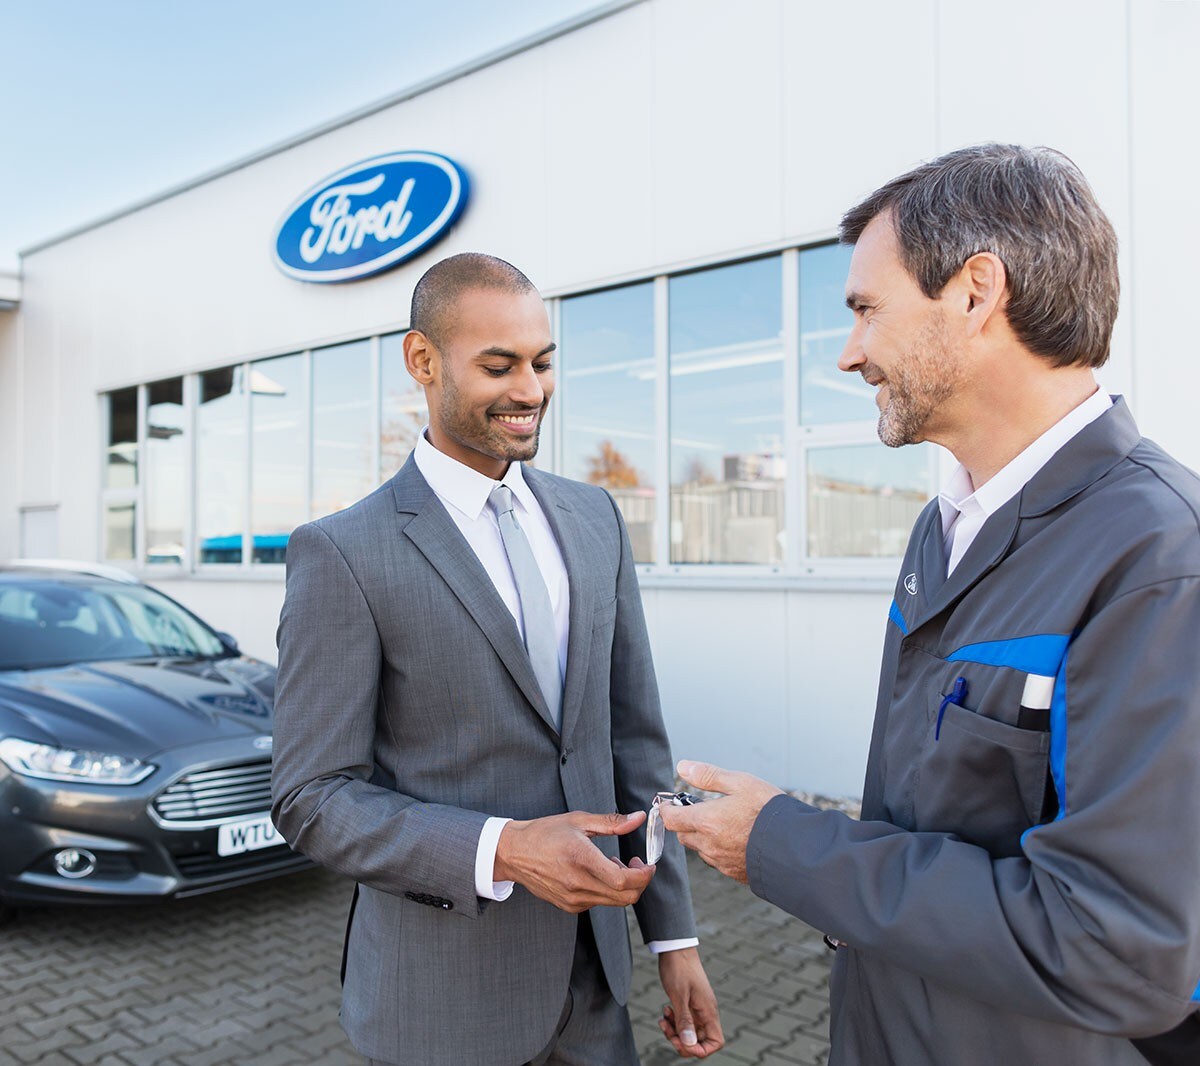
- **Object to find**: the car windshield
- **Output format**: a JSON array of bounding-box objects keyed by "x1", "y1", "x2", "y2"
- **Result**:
[{"x1": 0, "y1": 578, "x2": 228, "y2": 670}]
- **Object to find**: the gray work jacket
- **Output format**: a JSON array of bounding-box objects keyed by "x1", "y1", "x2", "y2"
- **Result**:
[{"x1": 748, "y1": 398, "x2": 1200, "y2": 1064}]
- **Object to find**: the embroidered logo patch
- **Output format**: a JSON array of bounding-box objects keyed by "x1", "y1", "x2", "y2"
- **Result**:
[{"x1": 904, "y1": 573, "x2": 918, "y2": 596}]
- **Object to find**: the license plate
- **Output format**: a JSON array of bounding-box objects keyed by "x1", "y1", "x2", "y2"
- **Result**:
[{"x1": 217, "y1": 813, "x2": 285, "y2": 857}]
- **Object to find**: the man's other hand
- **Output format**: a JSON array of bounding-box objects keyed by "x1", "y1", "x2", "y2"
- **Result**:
[
  {"x1": 658, "y1": 761, "x2": 783, "y2": 884},
  {"x1": 657, "y1": 947, "x2": 724, "y2": 1057},
  {"x1": 494, "y1": 811, "x2": 655, "y2": 913}
]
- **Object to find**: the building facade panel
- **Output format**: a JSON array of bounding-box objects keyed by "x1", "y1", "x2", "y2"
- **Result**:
[
  {"x1": 1127, "y1": 0, "x2": 1200, "y2": 470},
  {"x1": 780, "y1": 0, "x2": 940, "y2": 242},
  {"x1": 650, "y1": 0, "x2": 785, "y2": 266}
]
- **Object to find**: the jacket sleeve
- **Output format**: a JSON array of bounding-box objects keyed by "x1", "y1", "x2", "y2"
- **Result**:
[
  {"x1": 602, "y1": 491, "x2": 698, "y2": 944},
  {"x1": 748, "y1": 576, "x2": 1200, "y2": 1036},
  {"x1": 270, "y1": 521, "x2": 489, "y2": 918}
]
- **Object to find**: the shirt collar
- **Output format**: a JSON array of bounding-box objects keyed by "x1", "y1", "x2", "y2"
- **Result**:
[
  {"x1": 414, "y1": 428, "x2": 537, "y2": 521},
  {"x1": 938, "y1": 387, "x2": 1112, "y2": 532}
]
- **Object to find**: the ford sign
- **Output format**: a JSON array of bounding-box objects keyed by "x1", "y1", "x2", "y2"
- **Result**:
[{"x1": 273, "y1": 152, "x2": 469, "y2": 283}]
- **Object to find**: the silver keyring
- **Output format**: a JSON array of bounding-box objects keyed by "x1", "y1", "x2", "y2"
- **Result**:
[{"x1": 645, "y1": 791, "x2": 700, "y2": 864}]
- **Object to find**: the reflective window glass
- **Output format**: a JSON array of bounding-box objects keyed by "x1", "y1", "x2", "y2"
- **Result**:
[
  {"x1": 312, "y1": 340, "x2": 373, "y2": 518},
  {"x1": 669, "y1": 257, "x2": 784, "y2": 564},
  {"x1": 561, "y1": 282, "x2": 656, "y2": 563},
  {"x1": 799, "y1": 244, "x2": 874, "y2": 424},
  {"x1": 380, "y1": 332, "x2": 426, "y2": 479},
  {"x1": 250, "y1": 354, "x2": 306, "y2": 563},
  {"x1": 806, "y1": 444, "x2": 930, "y2": 557},
  {"x1": 197, "y1": 367, "x2": 247, "y2": 565},
  {"x1": 105, "y1": 388, "x2": 138, "y2": 489},
  {"x1": 103, "y1": 502, "x2": 136, "y2": 561},
  {"x1": 145, "y1": 378, "x2": 185, "y2": 565}
]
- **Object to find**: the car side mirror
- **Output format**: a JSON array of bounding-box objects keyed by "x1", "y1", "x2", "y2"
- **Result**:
[{"x1": 217, "y1": 631, "x2": 240, "y2": 653}]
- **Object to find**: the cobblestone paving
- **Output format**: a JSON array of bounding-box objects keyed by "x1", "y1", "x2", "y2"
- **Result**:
[{"x1": 0, "y1": 854, "x2": 831, "y2": 1065}]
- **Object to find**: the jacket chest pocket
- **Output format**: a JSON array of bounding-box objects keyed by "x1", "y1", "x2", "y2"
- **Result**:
[{"x1": 913, "y1": 698, "x2": 1051, "y2": 858}]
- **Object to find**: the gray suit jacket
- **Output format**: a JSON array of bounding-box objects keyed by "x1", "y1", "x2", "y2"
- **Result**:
[{"x1": 271, "y1": 456, "x2": 696, "y2": 1066}]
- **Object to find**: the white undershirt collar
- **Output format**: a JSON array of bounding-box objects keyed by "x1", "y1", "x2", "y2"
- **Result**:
[
  {"x1": 938, "y1": 388, "x2": 1112, "y2": 573},
  {"x1": 414, "y1": 429, "x2": 538, "y2": 519}
]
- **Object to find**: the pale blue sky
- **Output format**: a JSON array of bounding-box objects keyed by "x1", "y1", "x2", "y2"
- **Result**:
[{"x1": 0, "y1": 0, "x2": 607, "y2": 273}]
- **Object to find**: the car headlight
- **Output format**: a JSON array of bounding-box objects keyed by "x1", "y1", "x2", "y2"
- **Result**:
[{"x1": 0, "y1": 737, "x2": 156, "y2": 785}]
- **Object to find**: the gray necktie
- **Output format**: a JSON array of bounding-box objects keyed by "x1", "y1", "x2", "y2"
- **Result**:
[{"x1": 488, "y1": 484, "x2": 563, "y2": 729}]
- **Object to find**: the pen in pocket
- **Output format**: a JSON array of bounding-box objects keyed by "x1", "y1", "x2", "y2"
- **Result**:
[{"x1": 1017, "y1": 673, "x2": 1054, "y2": 731}]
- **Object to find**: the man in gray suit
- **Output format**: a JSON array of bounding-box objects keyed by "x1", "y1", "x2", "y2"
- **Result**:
[{"x1": 272, "y1": 253, "x2": 722, "y2": 1065}]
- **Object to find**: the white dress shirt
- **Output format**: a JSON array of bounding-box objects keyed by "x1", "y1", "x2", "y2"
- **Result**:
[
  {"x1": 938, "y1": 388, "x2": 1112, "y2": 576},
  {"x1": 414, "y1": 432, "x2": 696, "y2": 953}
]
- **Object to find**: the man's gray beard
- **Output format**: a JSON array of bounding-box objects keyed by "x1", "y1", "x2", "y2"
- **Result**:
[
  {"x1": 875, "y1": 318, "x2": 959, "y2": 448},
  {"x1": 877, "y1": 390, "x2": 937, "y2": 448}
]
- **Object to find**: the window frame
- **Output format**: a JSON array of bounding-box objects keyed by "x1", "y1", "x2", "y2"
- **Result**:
[{"x1": 99, "y1": 240, "x2": 932, "y2": 585}]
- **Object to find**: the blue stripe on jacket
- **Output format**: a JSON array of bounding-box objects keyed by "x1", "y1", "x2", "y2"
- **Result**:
[{"x1": 946, "y1": 633, "x2": 1070, "y2": 677}]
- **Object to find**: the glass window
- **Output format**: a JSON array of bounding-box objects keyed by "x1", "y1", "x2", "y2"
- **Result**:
[
  {"x1": 380, "y1": 332, "x2": 427, "y2": 479},
  {"x1": 145, "y1": 378, "x2": 185, "y2": 565},
  {"x1": 0, "y1": 579, "x2": 224, "y2": 670},
  {"x1": 250, "y1": 354, "x2": 306, "y2": 564},
  {"x1": 669, "y1": 257, "x2": 784, "y2": 564},
  {"x1": 312, "y1": 340, "x2": 373, "y2": 518},
  {"x1": 560, "y1": 282, "x2": 656, "y2": 563},
  {"x1": 799, "y1": 244, "x2": 875, "y2": 425},
  {"x1": 806, "y1": 444, "x2": 930, "y2": 557},
  {"x1": 103, "y1": 502, "x2": 135, "y2": 561},
  {"x1": 196, "y1": 367, "x2": 247, "y2": 565},
  {"x1": 105, "y1": 388, "x2": 138, "y2": 490}
]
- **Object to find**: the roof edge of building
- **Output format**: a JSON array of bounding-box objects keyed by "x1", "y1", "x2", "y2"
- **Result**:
[
  {"x1": 19, "y1": 0, "x2": 645, "y2": 260},
  {"x1": 0, "y1": 269, "x2": 21, "y2": 306}
]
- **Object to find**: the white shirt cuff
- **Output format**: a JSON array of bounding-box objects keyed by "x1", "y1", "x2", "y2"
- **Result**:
[
  {"x1": 475, "y1": 816, "x2": 515, "y2": 900},
  {"x1": 648, "y1": 938, "x2": 700, "y2": 954}
]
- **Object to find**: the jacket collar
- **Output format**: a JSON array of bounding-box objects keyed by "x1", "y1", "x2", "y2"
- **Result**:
[
  {"x1": 906, "y1": 396, "x2": 1139, "y2": 633},
  {"x1": 1018, "y1": 395, "x2": 1140, "y2": 517}
]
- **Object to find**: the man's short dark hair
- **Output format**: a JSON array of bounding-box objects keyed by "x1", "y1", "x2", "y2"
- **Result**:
[
  {"x1": 410, "y1": 252, "x2": 536, "y2": 347},
  {"x1": 840, "y1": 144, "x2": 1119, "y2": 369}
]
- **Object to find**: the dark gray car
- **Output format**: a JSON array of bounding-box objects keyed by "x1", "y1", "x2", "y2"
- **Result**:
[{"x1": 0, "y1": 563, "x2": 310, "y2": 912}]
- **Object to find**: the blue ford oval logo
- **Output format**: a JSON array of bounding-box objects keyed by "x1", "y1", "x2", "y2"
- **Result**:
[{"x1": 273, "y1": 151, "x2": 469, "y2": 283}]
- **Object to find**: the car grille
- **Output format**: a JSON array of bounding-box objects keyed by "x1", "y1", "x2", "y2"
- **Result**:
[
  {"x1": 152, "y1": 759, "x2": 272, "y2": 824},
  {"x1": 172, "y1": 847, "x2": 311, "y2": 882}
]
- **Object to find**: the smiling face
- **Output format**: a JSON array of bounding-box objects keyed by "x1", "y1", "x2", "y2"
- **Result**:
[
  {"x1": 416, "y1": 286, "x2": 555, "y2": 479},
  {"x1": 838, "y1": 213, "x2": 965, "y2": 448}
]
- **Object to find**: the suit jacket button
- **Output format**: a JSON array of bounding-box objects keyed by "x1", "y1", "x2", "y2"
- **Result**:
[{"x1": 561, "y1": 753, "x2": 568, "y2": 765}]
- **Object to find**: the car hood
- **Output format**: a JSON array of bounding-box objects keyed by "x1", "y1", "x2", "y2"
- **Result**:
[{"x1": 0, "y1": 656, "x2": 276, "y2": 759}]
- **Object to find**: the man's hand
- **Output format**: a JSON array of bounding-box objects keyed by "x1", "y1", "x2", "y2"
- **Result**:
[
  {"x1": 658, "y1": 761, "x2": 783, "y2": 883},
  {"x1": 494, "y1": 811, "x2": 655, "y2": 913},
  {"x1": 657, "y1": 947, "x2": 724, "y2": 1057}
]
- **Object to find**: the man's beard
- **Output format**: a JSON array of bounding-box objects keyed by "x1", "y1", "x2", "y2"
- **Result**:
[
  {"x1": 439, "y1": 364, "x2": 543, "y2": 464},
  {"x1": 873, "y1": 313, "x2": 960, "y2": 448}
]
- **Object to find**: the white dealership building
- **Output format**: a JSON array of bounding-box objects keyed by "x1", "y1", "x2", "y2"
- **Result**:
[{"x1": 1, "y1": 0, "x2": 1197, "y2": 795}]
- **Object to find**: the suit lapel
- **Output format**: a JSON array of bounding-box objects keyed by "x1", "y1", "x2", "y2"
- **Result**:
[
  {"x1": 392, "y1": 456, "x2": 559, "y2": 736},
  {"x1": 525, "y1": 468, "x2": 595, "y2": 745}
]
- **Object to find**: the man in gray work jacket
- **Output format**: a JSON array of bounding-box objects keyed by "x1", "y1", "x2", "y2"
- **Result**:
[{"x1": 660, "y1": 143, "x2": 1200, "y2": 1065}]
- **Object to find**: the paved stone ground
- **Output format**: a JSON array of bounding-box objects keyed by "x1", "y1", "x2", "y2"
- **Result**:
[{"x1": 0, "y1": 853, "x2": 831, "y2": 1066}]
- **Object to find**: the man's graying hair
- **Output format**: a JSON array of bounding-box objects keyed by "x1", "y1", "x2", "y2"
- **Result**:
[{"x1": 839, "y1": 144, "x2": 1119, "y2": 369}]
